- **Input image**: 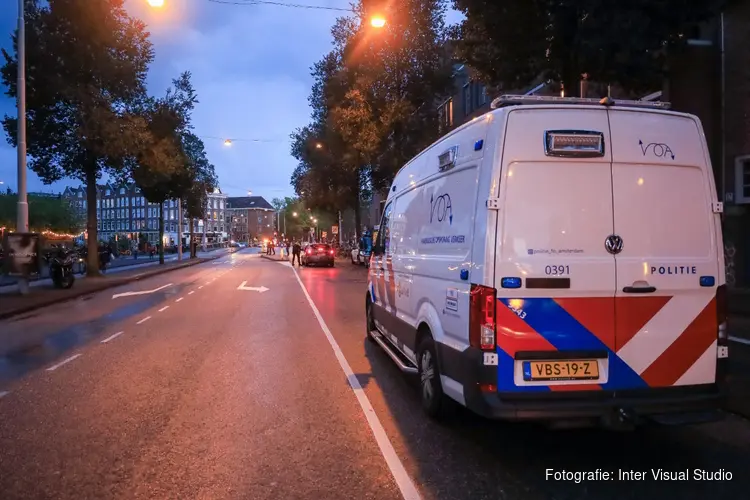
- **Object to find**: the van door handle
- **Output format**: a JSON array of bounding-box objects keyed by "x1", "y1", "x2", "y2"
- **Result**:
[{"x1": 622, "y1": 286, "x2": 657, "y2": 294}]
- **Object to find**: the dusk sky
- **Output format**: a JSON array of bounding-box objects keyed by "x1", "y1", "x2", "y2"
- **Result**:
[{"x1": 0, "y1": 1, "x2": 462, "y2": 201}]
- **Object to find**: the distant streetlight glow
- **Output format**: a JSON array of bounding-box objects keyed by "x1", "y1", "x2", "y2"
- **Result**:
[
  {"x1": 315, "y1": 142, "x2": 323, "y2": 149},
  {"x1": 370, "y1": 15, "x2": 386, "y2": 28},
  {"x1": 224, "y1": 139, "x2": 232, "y2": 146},
  {"x1": 292, "y1": 212, "x2": 298, "y2": 217},
  {"x1": 147, "y1": 0, "x2": 165, "y2": 7},
  {"x1": 247, "y1": 190, "x2": 253, "y2": 196}
]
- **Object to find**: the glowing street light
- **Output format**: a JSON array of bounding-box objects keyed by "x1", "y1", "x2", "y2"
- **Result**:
[
  {"x1": 315, "y1": 142, "x2": 323, "y2": 149},
  {"x1": 147, "y1": 0, "x2": 165, "y2": 7},
  {"x1": 224, "y1": 139, "x2": 232, "y2": 146},
  {"x1": 370, "y1": 15, "x2": 386, "y2": 28},
  {"x1": 292, "y1": 212, "x2": 298, "y2": 217},
  {"x1": 247, "y1": 190, "x2": 253, "y2": 196}
]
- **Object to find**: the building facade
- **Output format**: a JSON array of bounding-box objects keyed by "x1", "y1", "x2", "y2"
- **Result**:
[
  {"x1": 226, "y1": 196, "x2": 276, "y2": 242},
  {"x1": 62, "y1": 183, "x2": 231, "y2": 248}
]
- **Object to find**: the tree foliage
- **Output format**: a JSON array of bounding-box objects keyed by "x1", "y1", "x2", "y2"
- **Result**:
[
  {"x1": 451, "y1": 0, "x2": 728, "y2": 95},
  {"x1": 290, "y1": 0, "x2": 452, "y2": 235},
  {"x1": 0, "y1": 193, "x2": 82, "y2": 234},
  {"x1": 1, "y1": 0, "x2": 153, "y2": 275}
]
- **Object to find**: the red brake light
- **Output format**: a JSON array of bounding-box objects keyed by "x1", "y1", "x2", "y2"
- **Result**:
[
  {"x1": 306, "y1": 248, "x2": 312, "y2": 255},
  {"x1": 469, "y1": 284, "x2": 496, "y2": 350},
  {"x1": 329, "y1": 249, "x2": 334, "y2": 255}
]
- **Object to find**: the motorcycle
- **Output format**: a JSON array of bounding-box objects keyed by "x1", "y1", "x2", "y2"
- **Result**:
[{"x1": 45, "y1": 247, "x2": 78, "y2": 289}]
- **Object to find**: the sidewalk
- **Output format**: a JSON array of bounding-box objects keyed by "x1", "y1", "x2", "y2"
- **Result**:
[{"x1": 0, "y1": 252, "x2": 231, "y2": 321}]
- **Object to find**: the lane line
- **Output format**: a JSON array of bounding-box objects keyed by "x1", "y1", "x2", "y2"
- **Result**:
[
  {"x1": 101, "y1": 331, "x2": 124, "y2": 344},
  {"x1": 176, "y1": 297, "x2": 184, "y2": 303},
  {"x1": 158, "y1": 306, "x2": 170, "y2": 312},
  {"x1": 46, "y1": 354, "x2": 82, "y2": 372},
  {"x1": 729, "y1": 336, "x2": 750, "y2": 346},
  {"x1": 136, "y1": 316, "x2": 152, "y2": 324},
  {"x1": 112, "y1": 283, "x2": 173, "y2": 299},
  {"x1": 188, "y1": 291, "x2": 195, "y2": 295},
  {"x1": 198, "y1": 286, "x2": 204, "y2": 289},
  {"x1": 290, "y1": 267, "x2": 421, "y2": 500},
  {"x1": 0, "y1": 391, "x2": 9, "y2": 399}
]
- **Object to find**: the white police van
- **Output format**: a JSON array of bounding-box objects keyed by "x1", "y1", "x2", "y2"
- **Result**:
[{"x1": 365, "y1": 95, "x2": 728, "y2": 428}]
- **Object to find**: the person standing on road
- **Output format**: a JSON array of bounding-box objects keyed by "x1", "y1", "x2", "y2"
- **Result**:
[
  {"x1": 285, "y1": 240, "x2": 290, "y2": 257},
  {"x1": 292, "y1": 239, "x2": 301, "y2": 266}
]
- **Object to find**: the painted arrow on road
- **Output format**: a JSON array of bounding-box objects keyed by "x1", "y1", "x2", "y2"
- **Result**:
[
  {"x1": 112, "y1": 283, "x2": 173, "y2": 299},
  {"x1": 237, "y1": 281, "x2": 269, "y2": 293}
]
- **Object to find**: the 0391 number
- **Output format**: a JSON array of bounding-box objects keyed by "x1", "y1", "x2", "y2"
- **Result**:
[{"x1": 545, "y1": 265, "x2": 570, "y2": 276}]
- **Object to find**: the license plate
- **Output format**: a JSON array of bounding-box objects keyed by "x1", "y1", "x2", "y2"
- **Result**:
[{"x1": 523, "y1": 360, "x2": 599, "y2": 381}]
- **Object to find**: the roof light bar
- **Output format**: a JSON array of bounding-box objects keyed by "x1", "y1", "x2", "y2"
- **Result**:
[{"x1": 490, "y1": 94, "x2": 671, "y2": 110}]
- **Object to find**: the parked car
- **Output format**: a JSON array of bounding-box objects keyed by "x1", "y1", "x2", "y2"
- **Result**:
[{"x1": 301, "y1": 243, "x2": 335, "y2": 267}]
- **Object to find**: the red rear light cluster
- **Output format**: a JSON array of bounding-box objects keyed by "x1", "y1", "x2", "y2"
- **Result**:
[
  {"x1": 306, "y1": 248, "x2": 312, "y2": 255},
  {"x1": 469, "y1": 284, "x2": 496, "y2": 350},
  {"x1": 329, "y1": 249, "x2": 335, "y2": 255}
]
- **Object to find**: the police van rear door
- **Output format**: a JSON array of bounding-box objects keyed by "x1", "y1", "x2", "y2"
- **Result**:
[
  {"x1": 608, "y1": 108, "x2": 721, "y2": 389},
  {"x1": 494, "y1": 107, "x2": 618, "y2": 392}
]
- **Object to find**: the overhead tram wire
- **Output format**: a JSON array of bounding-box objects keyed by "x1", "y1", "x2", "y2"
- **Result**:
[{"x1": 206, "y1": 0, "x2": 353, "y2": 12}]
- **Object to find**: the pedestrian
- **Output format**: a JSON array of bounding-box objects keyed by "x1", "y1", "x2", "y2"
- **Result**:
[
  {"x1": 285, "y1": 240, "x2": 291, "y2": 257},
  {"x1": 292, "y1": 239, "x2": 301, "y2": 266}
]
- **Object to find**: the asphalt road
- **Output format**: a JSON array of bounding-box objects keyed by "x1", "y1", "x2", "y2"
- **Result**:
[{"x1": 0, "y1": 249, "x2": 749, "y2": 499}]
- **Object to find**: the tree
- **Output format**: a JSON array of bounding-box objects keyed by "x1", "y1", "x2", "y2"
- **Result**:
[
  {"x1": 0, "y1": 193, "x2": 82, "y2": 235},
  {"x1": 130, "y1": 72, "x2": 197, "y2": 264},
  {"x1": 181, "y1": 132, "x2": 217, "y2": 257},
  {"x1": 451, "y1": 0, "x2": 728, "y2": 96},
  {"x1": 1, "y1": 0, "x2": 153, "y2": 276},
  {"x1": 290, "y1": 0, "x2": 452, "y2": 235}
]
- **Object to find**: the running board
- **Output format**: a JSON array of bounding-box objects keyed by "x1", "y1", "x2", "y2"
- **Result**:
[{"x1": 370, "y1": 331, "x2": 418, "y2": 374}]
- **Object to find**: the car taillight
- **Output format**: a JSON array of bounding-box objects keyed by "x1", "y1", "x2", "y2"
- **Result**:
[
  {"x1": 717, "y1": 284, "x2": 728, "y2": 345},
  {"x1": 469, "y1": 284, "x2": 496, "y2": 350},
  {"x1": 329, "y1": 249, "x2": 334, "y2": 255},
  {"x1": 306, "y1": 248, "x2": 312, "y2": 255}
]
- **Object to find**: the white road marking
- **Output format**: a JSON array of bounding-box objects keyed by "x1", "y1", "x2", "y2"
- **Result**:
[
  {"x1": 188, "y1": 291, "x2": 195, "y2": 295},
  {"x1": 136, "y1": 316, "x2": 152, "y2": 324},
  {"x1": 198, "y1": 286, "x2": 203, "y2": 289},
  {"x1": 237, "y1": 281, "x2": 269, "y2": 293},
  {"x1": 112, "y1": 283, "x2": 173, "y2": 299},
  {"x1": 101, "y1": 331, "x2": 124, "y2": 344},
  {"x1": 730, "y1": 336, "x2": 750, "y2": 346},
  {"x1": 158, "y1": 306, "x2": 170, "y2": 312},
  {"x1": 290, "y1": 267, "x2": 421, "y2": 500},
  {"x1": 176, "y1": 297, "x2": 184, "y2": 302},
  {"x1": 46, "y1": 354, "x2": 82, "y2": 372},
  {"x1": 0, "y1": 391, "x2": 9, "y2": 399}
]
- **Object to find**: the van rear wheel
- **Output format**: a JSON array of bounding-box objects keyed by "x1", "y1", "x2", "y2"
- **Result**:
[{"x1": 417, "y1": 336, "x2": 453, "y2": 420}]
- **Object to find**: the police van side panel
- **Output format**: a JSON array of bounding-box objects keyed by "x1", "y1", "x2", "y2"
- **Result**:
[{"x1": 368, "y1": 118, "x2": 491, "y2": 406}]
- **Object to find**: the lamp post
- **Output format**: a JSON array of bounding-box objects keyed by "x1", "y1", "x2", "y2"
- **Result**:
[{"x1": 15, "y1": 0, "x2": 29, "y2": 295}]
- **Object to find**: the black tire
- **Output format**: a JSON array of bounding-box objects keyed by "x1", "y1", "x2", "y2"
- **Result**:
[
  {"x1": 62, "y1": 274, "x2": 75, "y2": 289},
  {"x1": 365, "y1": 299, "x2": 377, "y2": 342},
  {"x1": 416, "y1": 336, "x2": 453, "y2": 420}
]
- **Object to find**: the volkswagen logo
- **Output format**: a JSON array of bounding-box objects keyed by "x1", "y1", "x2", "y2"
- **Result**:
[{"x1": 605, "y1": 234, "x2": 623, "y2": 255}]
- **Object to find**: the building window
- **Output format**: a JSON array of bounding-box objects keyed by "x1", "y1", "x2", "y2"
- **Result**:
[
  {"x1": 119, "y1": 187, "x2": 125, "y2": 195},
  {"x1": 735, "y1": 156, "x2": 750, "y2": 204},
  {"x1": 438, "y1": 98, "x2": 453, "y2": 130},
  {"x1": 463, "y1": 83, "x2": 471, "y2": 116},
  {"x1": 476, "y1": 83, "x2": 487, "y2": 107},
  {"x1": 106, "y1": 189, "x2": 111, "y2": 196}
]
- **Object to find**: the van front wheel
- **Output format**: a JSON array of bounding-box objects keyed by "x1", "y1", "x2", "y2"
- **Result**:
[{"x1": 417, "y1": 337, "x2": 452, "y2": 420}]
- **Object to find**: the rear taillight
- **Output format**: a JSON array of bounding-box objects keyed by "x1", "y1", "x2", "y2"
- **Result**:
[
  {"x1": 469, "y1": 284, "x2": 496, "y2": 350},
  {"x1": 306, "y1": 248, "x2": 312, "y2": 255},
  {"x1": 329, "y1": 249, "x2": 334, "y2": 255},
  {"x1": 717, "y1": 284, "x2": 728, "y2": 345}
]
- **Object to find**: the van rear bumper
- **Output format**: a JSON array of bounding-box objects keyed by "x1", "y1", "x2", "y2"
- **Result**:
[
  {"x1": 468, "y1": 385, "x2": 725, "y2": 422},
  {"x1": 437, "y1": 344, "x2": 727, "y2": 423}
]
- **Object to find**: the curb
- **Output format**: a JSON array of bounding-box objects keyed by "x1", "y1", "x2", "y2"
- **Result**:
[
  {"x1": 260, "y1": 254, "x2": 287, "y2": 263},
  {"x1": 0, "y1": 253, "x2": 229, "y2": 321}
]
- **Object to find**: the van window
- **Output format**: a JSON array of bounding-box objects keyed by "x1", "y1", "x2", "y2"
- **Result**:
[{"x1": 374, "y1": 201, "x2": 393, "y2": 254}]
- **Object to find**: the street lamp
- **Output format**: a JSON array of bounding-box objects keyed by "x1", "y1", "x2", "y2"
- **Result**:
[
  {"x1": 147, "y1": 0, "x2": 165, "y2": 6},
  {"x1": 224, "y1": 139, "x2": 232, "y2": 146},
  {"x1": 292, "y1": 212, "x2": 298, "y2": 217},
  {"x1": 370, "y1": 15, "x2": 386, "y2": 28}
]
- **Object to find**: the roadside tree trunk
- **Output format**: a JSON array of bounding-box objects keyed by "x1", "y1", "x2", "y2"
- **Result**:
[
  {"x1": 189, "y1": 217, "x2": 195, "y2": 258},
  {"x1": 158, "y1": 202, "x2": 165, "y2": 265},
  {"x1": 85, "y1": 166, "x2": 100, "y2": 277}
]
